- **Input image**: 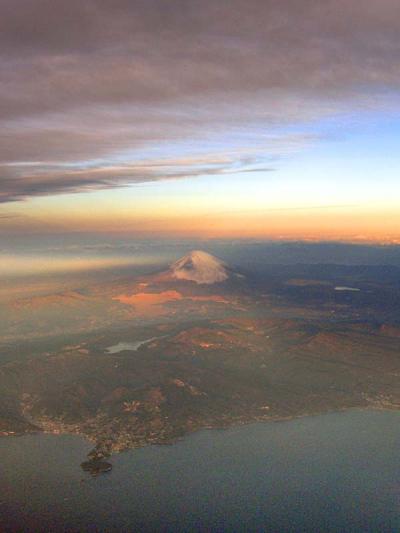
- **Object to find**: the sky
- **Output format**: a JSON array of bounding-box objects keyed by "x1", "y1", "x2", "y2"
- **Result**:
[{"x1": 1, "y1": 0, "x2": 400, "y2": 242}]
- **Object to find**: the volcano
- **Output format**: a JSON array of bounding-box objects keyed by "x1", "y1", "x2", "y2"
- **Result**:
[{"x1": 169, "y1": 250, "x2": 230, "y2": 285}]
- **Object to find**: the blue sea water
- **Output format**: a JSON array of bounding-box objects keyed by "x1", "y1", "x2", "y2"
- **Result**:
[{"x1": 1, "y1": 410, "x2": 399, "y2": 532}]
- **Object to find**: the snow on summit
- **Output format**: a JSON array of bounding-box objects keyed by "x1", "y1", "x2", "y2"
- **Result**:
[{"x1": 170, "y1": 251, "x2": 229, "y2": 284}]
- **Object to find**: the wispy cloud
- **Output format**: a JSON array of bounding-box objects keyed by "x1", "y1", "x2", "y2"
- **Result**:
[
  {"x1": 0, "y1": 213, "x2": 20, "y2": 218},
  {"x1": 0, "y1": 155, "x2": 276, "y2": 202}
]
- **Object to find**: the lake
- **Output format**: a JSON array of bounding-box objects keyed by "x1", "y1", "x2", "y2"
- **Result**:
[
  {"x1": 105, "y1": 336, "x2": 164, "y2": 354},
  {"x1": 1, "y1": 410, "x2": 399, "y2": 532}
]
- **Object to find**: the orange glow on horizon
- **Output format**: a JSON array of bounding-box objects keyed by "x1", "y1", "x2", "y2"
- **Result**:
[{"x1": 3, "y1": 205, "x2": 399, "y2": 244}]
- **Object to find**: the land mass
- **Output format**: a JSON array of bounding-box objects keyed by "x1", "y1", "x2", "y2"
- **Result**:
[{"x1": 1, "y1": 252, "x2": 399, "y2": 472}]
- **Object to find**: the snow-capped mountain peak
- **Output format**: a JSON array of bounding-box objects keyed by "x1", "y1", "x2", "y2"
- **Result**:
[{"x1": 169, "y1": 250, "x2": 229, "y2": 284}]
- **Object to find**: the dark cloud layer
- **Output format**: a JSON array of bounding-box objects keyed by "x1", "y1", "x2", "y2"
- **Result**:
[{"x1": 1, "y1": 1, "x2": 400, "y2": 202}]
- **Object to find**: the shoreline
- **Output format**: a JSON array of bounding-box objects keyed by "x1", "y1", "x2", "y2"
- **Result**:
[{"x1": 2, "y1": 404, "x2": 399, "y2": 463}]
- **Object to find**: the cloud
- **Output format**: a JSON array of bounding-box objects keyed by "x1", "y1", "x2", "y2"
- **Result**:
[
  {"x1": 0, "y1": 154, "x2": 275, "y2": 202},
  {"x1": 1, "y1": 1, "x2": 400, "y2": 202},
  {"x1": 0, "y1": 213, "x2": 20, "y2": 218}
]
